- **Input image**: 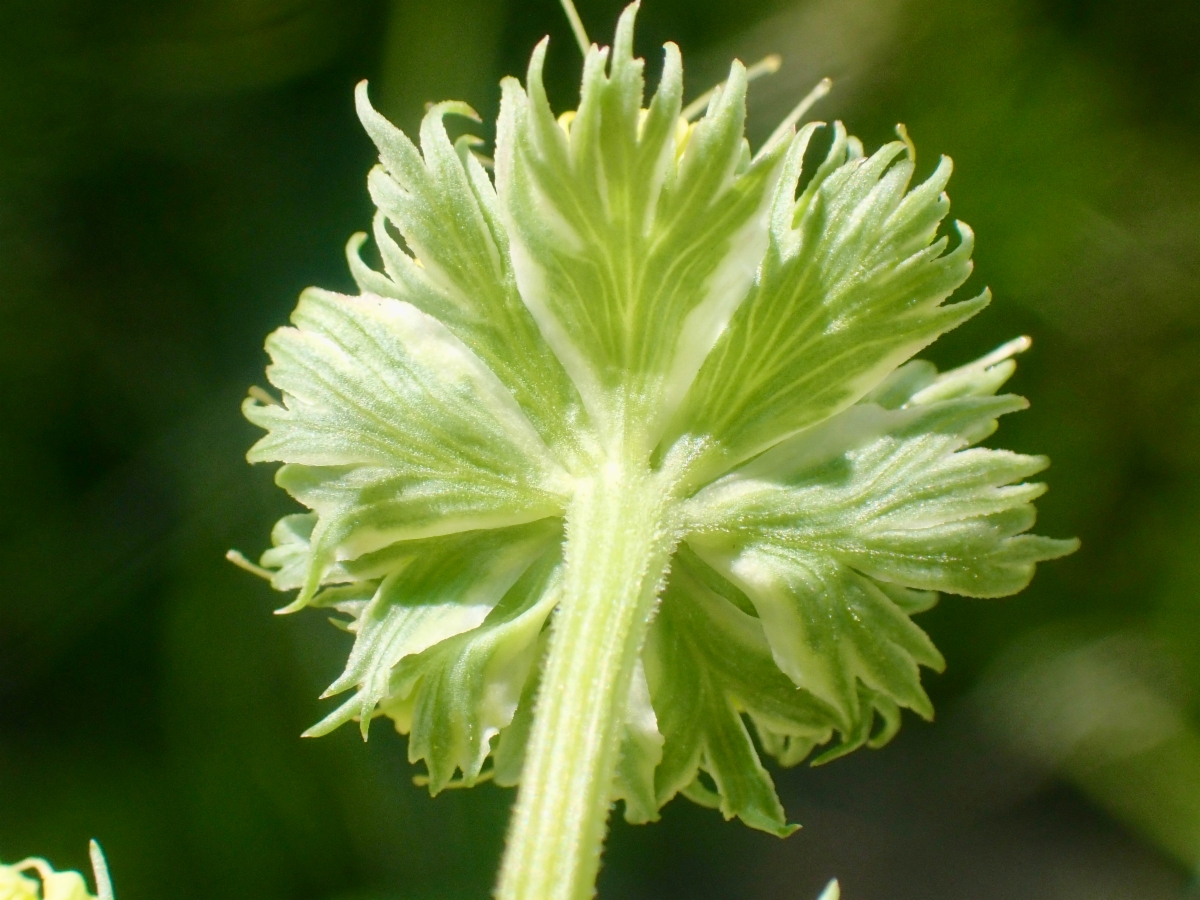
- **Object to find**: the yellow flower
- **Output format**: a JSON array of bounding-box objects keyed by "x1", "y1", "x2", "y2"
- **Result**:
[
  {"x1": 0, "y1": 861, "x2": 91, "y2": 900},
  {"x1": 0, "y1": 864, "x2": 41, "y2": 900},
  {"x1": 0, "y1": 843, "x2": 112, "y2": 900}
]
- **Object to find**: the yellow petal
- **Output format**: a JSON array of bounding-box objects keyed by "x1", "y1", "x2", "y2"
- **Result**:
[
  {"x1": 0, "y1": 865, "x2": 42, "y2": 900},
  {"x1": 41, "y1": 872, "x2": 93, "y2": 900}
]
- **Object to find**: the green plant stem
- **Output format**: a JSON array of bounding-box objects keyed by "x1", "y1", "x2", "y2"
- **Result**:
[{"x1": 496, "y1": 458, "x2": 677, "y2": 900}]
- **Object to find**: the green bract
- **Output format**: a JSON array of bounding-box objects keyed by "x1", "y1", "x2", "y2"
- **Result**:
[{"x1": 241, "y1": 2, "x2": 1075, "y2": 841}]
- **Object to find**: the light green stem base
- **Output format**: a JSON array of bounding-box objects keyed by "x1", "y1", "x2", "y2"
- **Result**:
[{"x1": 495, "y1": 460, "x2": 677, "y2": 900}]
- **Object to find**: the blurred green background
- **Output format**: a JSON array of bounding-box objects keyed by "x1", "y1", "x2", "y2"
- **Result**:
[{"x1": 1, "y1": 0, "x2": 1198, "y2": 897}]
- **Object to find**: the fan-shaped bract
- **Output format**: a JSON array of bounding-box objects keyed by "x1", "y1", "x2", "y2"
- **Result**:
[{"x1": 239, "y1": 1, "x2": 1076, "y2": 836}]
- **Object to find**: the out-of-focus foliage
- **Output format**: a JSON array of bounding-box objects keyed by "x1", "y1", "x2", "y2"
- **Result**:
[
  {"x1": 0, "y1": 0, "x2": 1196, "y2": 898},
  {"x1": 979, "y1": 629, "x2": 1200, "y2": 871}
]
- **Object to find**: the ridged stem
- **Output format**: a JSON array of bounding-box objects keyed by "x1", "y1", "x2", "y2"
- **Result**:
[{"x1": 495, "y1": 459, "x2": 676, "y2": 900}]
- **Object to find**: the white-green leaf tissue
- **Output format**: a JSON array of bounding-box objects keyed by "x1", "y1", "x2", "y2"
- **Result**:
[{"x1": 240, "y1": 1, "x2": 1075, "y2": 833}]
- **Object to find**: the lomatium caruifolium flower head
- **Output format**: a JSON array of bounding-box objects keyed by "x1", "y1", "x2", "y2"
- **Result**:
[{"x1": 240, "y1": 2, "x2": 1077, "y2": 836}]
